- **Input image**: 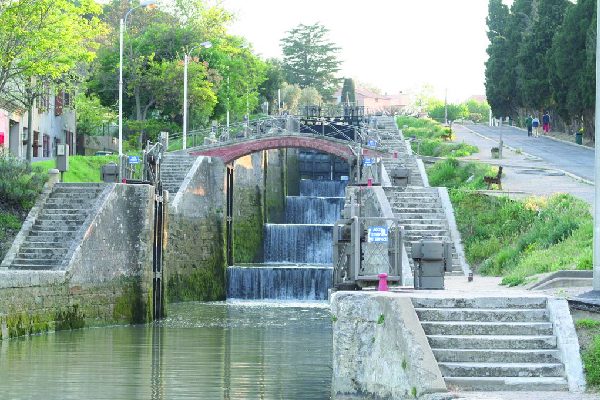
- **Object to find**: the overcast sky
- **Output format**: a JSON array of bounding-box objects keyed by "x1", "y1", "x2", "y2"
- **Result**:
[{"x1": 223, "y1": 0, "x2": 496, "y2": 102}]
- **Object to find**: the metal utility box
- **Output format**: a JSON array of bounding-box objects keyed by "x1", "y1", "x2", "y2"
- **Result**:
[
  {"x1": 101, "y1": 162, "x2": 119, "y2": 183},
  {"x1": 56, "y1": 145, "x2": 69, "y2": 172},
  {"x1": 412, "y1": 240, "x2": 451, "y2": 290},
  {"x1": 390, "y1": 167, "x2": 410, "y2": 187}
]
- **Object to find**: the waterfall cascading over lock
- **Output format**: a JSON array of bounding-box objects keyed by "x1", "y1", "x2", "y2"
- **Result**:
[
  {"x1": 263, "y1": 224, "x2": 334, "y2": 264},
  {"x1": 284, "y1": 196, "x2": 345, "y2": 225},
  {"x1": 227, "y1": 179, "x2": 346, "y2": 300},
  {"x1": 226, "y1": 265, "x2": 333, "y2": 300},
  {"x1": 299, "y1": 180, "x2": 347, "y2": 198}
]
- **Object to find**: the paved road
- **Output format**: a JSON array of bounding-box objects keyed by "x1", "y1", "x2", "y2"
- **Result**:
[{"x1": 463, "y1": 124, "x2": 595, "y2": 182}]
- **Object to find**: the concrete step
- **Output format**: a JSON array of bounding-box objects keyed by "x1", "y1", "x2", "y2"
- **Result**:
[
  {"x1": 426, "y1": 335, "x2": 557, "y2": 350},
  {"x1": 36, "y1": 215, "x2": 86, "y2": 222},
  {"x1": 34, "y1": 220, "x2": 84, "y2": 228},
  {"x1": 433, "y1": 349, "x2": 562, "y2": 364},
  {"x1": 11, "y1": 258, "x2": 63, "y2": 266},
  {"x1": 42, "y1": 209, "x2": 82, "y2": 215},
  {"x1": 396, "y1": 213, "x2": 446, "y2": 220},
  {"x1": 415, "y1": 308, "x2": 548, "y2": 322},
  {"x1": 18, "y1": 247, "x2": 69, "y2": 257},
  {"x1": 8, "y1": 263, "x2": 61, "y2": 271},
  {"x1": 402, "y1": 226, "x2": 448, "y2": 233},
  {"x1": 29, "y1": 227, "x2": 79, "y2": 234},
  {"x1": 412, "y1": 297, "x2": 547, "y2": 309},
  {"x1": 439, "y1": 362, "x2": 564, "y2": 378},
  {"x1": 393, "y1": 208, "x2": 444, "y2": 214},
  {"x1": 421, "y1": 321, "x2": 554, "y2": 336},
  {"x1": 444, "y1": 376, "x2": 568, "y2": 391}
]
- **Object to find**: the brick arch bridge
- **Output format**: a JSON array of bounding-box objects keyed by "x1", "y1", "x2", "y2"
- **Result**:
[{"x1": 187, "y1": 135, "x2": 387, "y2": 164}]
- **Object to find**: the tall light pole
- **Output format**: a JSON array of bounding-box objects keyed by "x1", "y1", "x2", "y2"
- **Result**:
[
  {"x1": 183, "y1": 41, "x2": 212, "y2": 150},
  {"x1": 119, "y1": 0, "x2": 157, "y2": 157},
  {"x1": 593, "y1": 0, "x2": 600, "y2": 291}
]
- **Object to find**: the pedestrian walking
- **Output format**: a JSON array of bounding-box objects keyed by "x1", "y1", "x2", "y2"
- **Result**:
[
  {"x1": 532, "y1": 116, "x2": 540, "y2": 137},
  {"x1": 542, "y1": 111, "x2": 551, "y2": 134},
  {"x1": 526, "y1": 115, "x2": 533, "y2": 137}
]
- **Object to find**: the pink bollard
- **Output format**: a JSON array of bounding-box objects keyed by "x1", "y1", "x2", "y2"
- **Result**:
[
  {"x1": 378, "y1": 273, "x2": 388, "y2": 291},
  {"x1": 393, "y1": 151, "x2": 398, "y2": 159},
  {"x1": 367, "y1": 178, "x2": 373, "y2": 187}
]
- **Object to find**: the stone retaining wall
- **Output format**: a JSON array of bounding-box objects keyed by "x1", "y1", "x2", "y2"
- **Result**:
[
  {"x1": 165, "y1": 156, "x2": 226, "y2": 302},
  {"x1": 331, "y1": 292, "x2": 447, "y2": 399},
  {"x1": 0, "y1": 184, "x2": 156, "y2": 340}
]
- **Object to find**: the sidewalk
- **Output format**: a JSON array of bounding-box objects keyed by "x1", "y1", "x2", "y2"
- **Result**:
[{"x1": 451, "y1": 125, "x2": 594, "y2": 205}]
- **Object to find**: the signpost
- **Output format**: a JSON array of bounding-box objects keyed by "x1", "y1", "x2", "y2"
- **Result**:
[{"x1": 363, "y1": 157, "x2": 374, "y2": 167}]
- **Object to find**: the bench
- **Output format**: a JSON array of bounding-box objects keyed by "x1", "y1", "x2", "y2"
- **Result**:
[
  {"x1": 484, "y1": 166, "x2": 503, "y2": 190},
  {"x1": 440, "y1": 132, "x2": 452, "y2": 141}
]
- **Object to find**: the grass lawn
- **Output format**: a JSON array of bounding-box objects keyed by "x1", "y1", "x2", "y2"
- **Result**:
[
  {"x1": 33, "y1": 155, "x2": 119, "y2": 183},
  {"x1": 575, "y1": 319, "x2": 600, "y2": 387},
  {"x1": 396, "y1": 116, "x2": 478, "y2": 157},
  {"x1": 427, "y1": 159, "x2": 593, "y2": 286}
]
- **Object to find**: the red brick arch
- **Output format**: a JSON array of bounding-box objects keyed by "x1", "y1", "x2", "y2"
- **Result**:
[{"x1": 188, "y1": 135, "x2": 385, "y2": 164}]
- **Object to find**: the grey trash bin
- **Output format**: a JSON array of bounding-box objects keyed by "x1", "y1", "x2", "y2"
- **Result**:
[
  {"x1": 412, "y1": 240, "x2": 451, "y2": 290},
  {"x1": 101, "y1": 162, "x2": 119, "y2": 183}
]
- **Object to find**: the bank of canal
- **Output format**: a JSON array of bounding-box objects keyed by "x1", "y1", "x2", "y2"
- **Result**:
[{"x1": 0, "y1": 301, "x2": 332, "y2": 399}]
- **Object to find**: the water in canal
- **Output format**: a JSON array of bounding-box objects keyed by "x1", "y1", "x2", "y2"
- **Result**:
[{"x1": 0, "y1": 301, "x2": 333, "y2": 399}]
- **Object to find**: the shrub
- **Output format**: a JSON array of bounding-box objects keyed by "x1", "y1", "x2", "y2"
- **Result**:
[
  {"x1": 583, "y1": 335, "x2": 600, "y2": 386},
  {"x1": 0, "y1": 155, "x2": 47, "y2": 210}
]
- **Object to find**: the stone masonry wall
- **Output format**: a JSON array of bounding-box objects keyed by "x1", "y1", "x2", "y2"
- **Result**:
[
  {"x1": 0, "y1": 184, "x2": 156, "y2": 340},
  {"x1": 265, "y1": 149, "x2": 285, "y2": 223},
  {"x1": 233, "y1": 153, "x2": 265, "y2": 263},
  {"x1": 165, "y1": 157, "x2": 226, "y2": 302}
]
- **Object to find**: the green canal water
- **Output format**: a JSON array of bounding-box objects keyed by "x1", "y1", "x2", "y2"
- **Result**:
[{"x1": 0, "y1": 302, "x2": 333, "y2": 399}]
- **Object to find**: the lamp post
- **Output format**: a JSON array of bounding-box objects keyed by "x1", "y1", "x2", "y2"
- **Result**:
[
  {"x1": 119, "y1": 0, "x2": 157, "y2": 157},
  {"x1": 594, "y1": 0, "x2": 600, "y2": 291},
  {"x1": 183, "y1": 41, "x2": 212, "y2": 150}
]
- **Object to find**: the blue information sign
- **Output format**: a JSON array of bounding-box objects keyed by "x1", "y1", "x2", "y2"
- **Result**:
[
  {"x1": 128, "y1": 156, "x2": 140, "y2": 164},
  {"x1": 368, "y1": 139, "x2": 377, "y2": 147},
  {"x1": 363, "y1": 157, "x2": 374, "y2": 166},
  {"x1": 368, "y1": 226, "x2": 388, "y2": 243}
]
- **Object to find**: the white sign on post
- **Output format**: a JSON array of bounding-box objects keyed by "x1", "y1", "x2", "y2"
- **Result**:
[{"x1": 368, "y1": 226, "x2": 388, "y2": 243}]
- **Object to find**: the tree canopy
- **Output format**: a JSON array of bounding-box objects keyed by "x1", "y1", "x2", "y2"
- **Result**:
[
  {"x1": 485, "y1": 0, "x2": 597, "y2": 137},
  {"x1": 280, "y1": 23, "x2": 341, "y2": 98}
]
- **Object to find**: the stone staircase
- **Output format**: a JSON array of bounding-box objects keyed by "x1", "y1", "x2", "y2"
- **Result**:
[
  {"x1": 5, "y1": 183, "x2": 106, "y2": 270},
  {"x1": 413, "y1": 297, "x2": 569, "y2": 391},
  {"x1": 385, "y1": 186, "x2": 461, "y2": 273},
  {"x1": 161, "y1": 153, "x2": 197, "y2": 196}
]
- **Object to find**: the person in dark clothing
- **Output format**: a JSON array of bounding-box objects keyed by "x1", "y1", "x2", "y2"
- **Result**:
[
  {"x1": 542, "y1": 112, "x2": 551, "y2": 134},
  {"x1": 525, "y1": 115, "x2": 533, "y2": 137}
]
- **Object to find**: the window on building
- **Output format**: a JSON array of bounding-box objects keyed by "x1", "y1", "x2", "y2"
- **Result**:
[{"x1": 39, "y1": 86, "x2": 50, "y2": 113}]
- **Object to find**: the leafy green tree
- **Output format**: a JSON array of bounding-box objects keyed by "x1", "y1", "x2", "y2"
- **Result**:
[
  {"x1": 88, "y1": 0, "x2": 266, "y2": 142},
  {"x1": 75, "y1": 92, "x2": 117, "y2": 137},
  {"x1": 485, "y1": 0, "x2": 512, "y2": 118},
  {"x1": 465, "y1": 99, "x2": 491, "y2": 122},
  {"x1": 280, "y1": 23, "x2": 341, "y2": 98},
  {"x1": 341, "y1": 78, "x2": 356, "y2": 104},
  {"x1": 428, "y1": 103, "x2": 468, "y2": 124},
  {"x1": 549, "y1": 0, "x2": 596, "y2": 136},
  {"x1": 505, "y1": 0, "x2": 534, "y2": 113},
  {"x1": 299, "y1": 87, "x2": 322, "y2": 106},
  {"x1": 516, "y1": 0, "x2": 571, "y2": 111},
  {"x1": 0, "y1": 0, "x2": 106, "y2": 162},
  {"x1": 259, "y1": 59, "x2": 285, "y2": 114},
  {"x1": 280, "y1": 83, "x2": 301, "y2": 112}
]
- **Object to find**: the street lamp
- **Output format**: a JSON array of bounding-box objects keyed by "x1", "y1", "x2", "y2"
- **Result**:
[
  {"x1": 183, "y1": 41, "x2": 212, "y2": 150},
  {"x1": 119, "y1": 0, "x2": 157, "y2": 157}
]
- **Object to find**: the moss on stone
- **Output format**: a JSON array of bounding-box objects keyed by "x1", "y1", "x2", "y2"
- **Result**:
[
  {"x1": 113, "y1": 279, "x2": 149, "y2": 324},
  {"x1": 233, "y1": 186, "x2": 264, "y2": 263},
  {"x1": 167, "y1": 249, "x2": 226, "y2": 302},
  {"x1": 55, "y1": 304, "x2": 86, "y2": 331}
]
